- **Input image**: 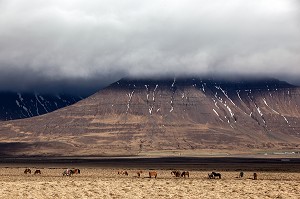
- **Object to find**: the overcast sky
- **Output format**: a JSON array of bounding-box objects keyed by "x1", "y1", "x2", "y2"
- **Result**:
[{"x1": 0, "y1": 0, "x2": 299, "y2": 94}]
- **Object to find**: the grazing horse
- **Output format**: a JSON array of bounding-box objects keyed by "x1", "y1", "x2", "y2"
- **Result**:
[
  {"x1": 118, "y1": 171, "x2": 128, "y2": 176},
  {"x1": 24, "y1": 168, "x2": 31, "y2": 174},
  {"x1": 71, "y1": 169, "x2": 80, "y2": 174},
  {"x1": 253, "y1": 173, "x2": 257, "y2": 180},
  {"x1": 208, "y1": 173, "x2": 214, "y2": 179},
  {"x1": 239, "y1": 171, "x2": 244, "y2": 178},
  {"x1": 149, "y1": 171, "x2": 157, "y2": 178},
  {"x1": 211, "y1": 172, "x2": 221, "y2": 179},
  {"x1": 62, "y1": 169, "x2": 72, "y2": 176},
  {"x1": 171, "y1": 170, "x2": 181, "y2": 177},
  {"x1": 137, "y1": 170, "x2": 143, "y2": 177},
  {"x1": 181, "y1": 171, "x2": 189, "y2": 178},
  {"x1": 208, "y1": 172, "x2": 221, "y2": 179},
  {"x1": 34, "y1": 170, "x2": 41, "y2": 175}
]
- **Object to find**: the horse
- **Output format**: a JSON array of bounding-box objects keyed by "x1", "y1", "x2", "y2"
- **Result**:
[
  {"x1": 253, "y1": 173, "x2": 257, "y2": 180},
  {"x1": 62, "y1": 169, "x2": 72, "y2": 176},
  {"x1": 24, "y1": 168, "x2": 31, "y2": 174},
  {"x1": 137, "y1": 170, "x2": 143, "y2": 177},
  {"x1": 181, "y1": 171, "x2": 189, "y2": 178},
  {"x1": 239, "y1": 171, "x2": 244, "y2": 178},
  {"x1": 34, "y1": 170, "x2": 41, "y2": 175},
  {"x1": 209, "y1": 172, "x2": 221, "y2": 179},
  {"x1": 118, "y1": 171, "x2": 128, "y2": 176},
  {"x1": 171, "y1": 170, "x2": 181, "y2": 177},
  {"x1": 212, "y1": 172, "x2": 221, "y2": 179},
  {"x1": 71, "y1": 169, "x2": 80, "y2": 174},
  {"x1": 208, "y1": 173, "x2": 214, "y2": 179},
  {"x1": 149, "y1": 171, "x2": 157, "y2": 178}
]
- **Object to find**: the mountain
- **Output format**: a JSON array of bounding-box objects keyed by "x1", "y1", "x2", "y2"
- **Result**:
[
  {"x1": 0, "y1": 92, "x2": 83, "y2": 121},
  {"x1": 0, "y1": 77, "x2": 300, "y2": 156}
]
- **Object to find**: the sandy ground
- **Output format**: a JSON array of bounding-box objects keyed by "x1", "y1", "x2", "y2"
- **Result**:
[{"x1": 0, "y1": 168, "x2": 299, "y2": 199}]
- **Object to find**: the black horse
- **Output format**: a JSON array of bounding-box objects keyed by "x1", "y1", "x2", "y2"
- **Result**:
[
  {"x1": 171, "y1": 170, "x2": 181, "y2": 177},
  {"x1": 239, "y1": 171, "x2": 244, "y2": 178},
  {"x1": 208, "y1": 173, "x2": 214, "y2": 179},
  {"x1": 24, "y1": 168, "x2": 31, "y2": 174},
  {"x1": 181, "y1": 171, "x2": 189, "y2": 178},
  {"x1": 210, "y1": 172, "x2": 221, "y2": 179}
]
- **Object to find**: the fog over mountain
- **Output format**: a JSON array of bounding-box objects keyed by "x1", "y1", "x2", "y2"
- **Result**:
[{"x1": 0, "y1": 0, "x2": 299, "y2": 94}]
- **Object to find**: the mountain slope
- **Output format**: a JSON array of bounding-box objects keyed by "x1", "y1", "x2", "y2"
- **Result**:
[
  {"x1": 0, "y1": 77, "x2": 300, "y2": 156},
  {"x1": 0, "y1": 92, "x2": 83, "y2": 121}
]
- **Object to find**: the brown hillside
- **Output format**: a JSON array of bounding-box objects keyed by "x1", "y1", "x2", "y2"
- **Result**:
[{"x1": 1, "y1": 77, "x2": 300, "y2": 156}]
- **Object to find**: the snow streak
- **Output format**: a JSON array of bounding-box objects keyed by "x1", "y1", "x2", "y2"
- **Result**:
[{"x1": 126, "y1": 90, "x2": 134, "y2": 113}]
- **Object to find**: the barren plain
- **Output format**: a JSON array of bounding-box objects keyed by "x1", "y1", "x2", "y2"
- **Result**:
[{"x1": 0, "y1": 157, "x2": 299, "y2": 199}]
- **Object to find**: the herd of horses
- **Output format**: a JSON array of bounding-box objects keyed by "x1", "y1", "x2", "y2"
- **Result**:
[
  {"x1": 118, "y1": 170, "x2": 159, "y2": 178},
  {"x1": 171, "y1": 170, "x2": 190, "y2": 178},
  {"x1": 118, "y1": 170, "x2": 258, "y2": 180},
  {"x1": 24, "y1": 169, "x2": 41, "y2": 175},
  {"x1": 118, "y1": 170, "x2": 193, "y2": 178},
  {"x1": 23, "y1": 168, "x2": 81, "y2": 176},
  {"x1": 23, "y1": 168, "x2": 258, "y2": 180},
  {"x1": 62, "y1": 168, "x2": 81, "y2": 176},
  {"x1": 118, "y1": 170, "x2": 190, "y2": 178},
  {"x1": 117, "y1": 170, "x2": 189, "y2": 179}
]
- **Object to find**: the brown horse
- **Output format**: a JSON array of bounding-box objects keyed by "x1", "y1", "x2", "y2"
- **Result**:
[
  {"x1": 24, "y1": 168, "x2": 31, "y2": 174},
  {"x1": 149, "y1": 171, "x2": 157, "y2": 178},
  {"x1": 171, "y1": 170, "x2": 181, "y2": 177},
  {"x1": 181, "y1": 171, "x2": 189, "y2": 178},
  {"x1": 137, "y1": 170, "x2": 143, "y2": 177},
  {"x1": 34, "y1": 170, "x2": 41, "y2": 175},
  {"x1": 118, "y1": 170, "x2": 129, "y2": 176},
  {"x1": 71, "y1": 169, "x2": 80, "y2": 174}
]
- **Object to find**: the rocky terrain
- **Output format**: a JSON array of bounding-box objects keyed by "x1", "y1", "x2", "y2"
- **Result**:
[{"x1": 0, "y1": 77, "x2": 300, "y2": 156}]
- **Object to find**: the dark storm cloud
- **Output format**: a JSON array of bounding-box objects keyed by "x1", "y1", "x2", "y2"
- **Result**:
[{"x1": 0, "y1": 0, "x2": 299, "y2": 94}]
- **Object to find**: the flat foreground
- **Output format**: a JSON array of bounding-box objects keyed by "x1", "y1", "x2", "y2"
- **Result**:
[{"x1": 0, "y1": 168, "x2": 299, "y2": 199}]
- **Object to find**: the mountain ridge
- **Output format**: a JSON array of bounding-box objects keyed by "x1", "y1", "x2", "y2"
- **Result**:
[
  {"x1": 0, "y1": 91, "x2": 84, "y2": 121},
  {"x1": 0, "y1": 77, "x2": 300, "y2": 156}
]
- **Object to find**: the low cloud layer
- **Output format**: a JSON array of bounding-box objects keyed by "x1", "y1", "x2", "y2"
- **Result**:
[{"x1": 0, "y1": 0, "x2": 299, "y2": 93}]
